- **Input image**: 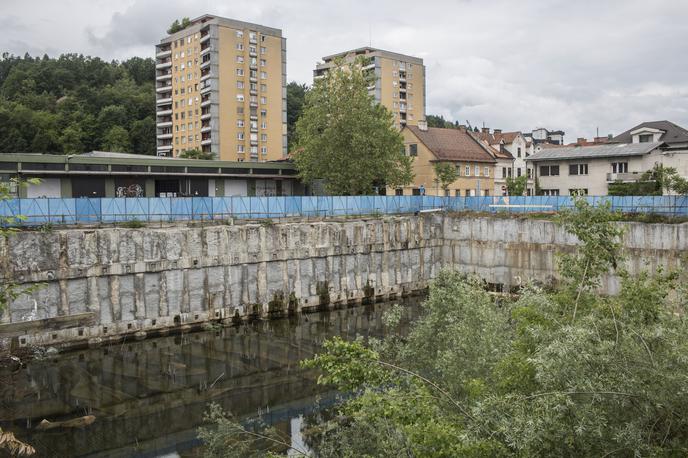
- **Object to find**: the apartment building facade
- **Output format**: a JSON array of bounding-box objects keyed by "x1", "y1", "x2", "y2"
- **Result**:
[
  {"x1": 314, "y1": 47, "x2": 426, "y2": 129},
  {"x1": 155, "y1": 15, "x2": 287, "y2": 162},
  {"x1": 394, "y1": 123, "x2": 496, "y2": 196}
]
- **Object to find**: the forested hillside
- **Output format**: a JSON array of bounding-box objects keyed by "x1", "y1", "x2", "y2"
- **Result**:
[{"x1": 0, "y1": 53, "x2": 156, "y2": 155}]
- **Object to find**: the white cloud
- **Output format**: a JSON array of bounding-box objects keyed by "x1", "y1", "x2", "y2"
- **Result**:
[{"x1": 2, "y1": 0, "x2": 687, "y2": 140}]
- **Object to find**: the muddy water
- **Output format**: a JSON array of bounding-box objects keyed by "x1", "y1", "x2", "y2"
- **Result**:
[{"x1": 0, "y1": 298, "x2": 423, "y2": 457}]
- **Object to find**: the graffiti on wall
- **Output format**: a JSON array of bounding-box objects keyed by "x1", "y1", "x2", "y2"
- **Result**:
[{"x1": 116, "y1": 184, "x2": 144, "y2": 198}]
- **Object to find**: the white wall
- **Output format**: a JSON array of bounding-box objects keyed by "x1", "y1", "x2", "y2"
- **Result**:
[
  {"x1": 27, "y1": 178, "x2": 61, "y2": 198},
  {"x1": 225, "y1": 179, "x2": 247, "y2": 196}
]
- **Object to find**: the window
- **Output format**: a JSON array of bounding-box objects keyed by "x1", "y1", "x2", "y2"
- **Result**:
[
  {"x1": 261, "y1": 109, "x2": 267, "y2": 117},
  {"x1": 539, "y1": 165, "x2": 559, "y2": 176},
  {"x1": 236, "y1": 43, "x2": 244, "y2": 50},
  {"x1": 260, "y1": 96, "x2": 267, "y2": 104},
  {"x1": 260, "y1": 71, "x2": 267, "y2": 79},
  {"x1": 236, "y1": 94, "x2": 244, "y2": 102},
  {"x1": 236, "y1": 68, "x2": 244, "y2": 76},
  {"x1": 237, "y1": 106, "x2": 244, "y2": 114},
  {"x1": 517, "y1": 168, "x2": 522, "y2": 177},
  {"x1": 249, "y1": 32, "x2": 257, "y2": 41},
  {"x1": 237, "y1": 132, "x2": 244, "y2": 140},
  {"x1": 465, "y1": 165, "x2": 471, "y2": 176},
  {"x1": 261, "y1": 146, "x2": 267, "y2": 155},
  {"x1": 475, "y1": 165, "x2": 480, "y2": 176},
  {"x1": 249, "y1": 45, "x2": 257, "y2": 54},
  {"x1": 237, "y1": 81, "x2": 244, "y2": 89},
  {"x1": 639, "y1": 134, "x2": 653, "y2": 143},
  {"x1": 569, "y1": 188, "x2": 589, "y2": 196},
  {"x1": 260, "y1": 46, "x2": 266, "y2": 54},
  {"x1": 237, "y1": 144, "x2": 245, "y2": 152},
  {"x1": 260, "y1": 59, "x2": 266, "y2": 67},
  {"x1": 540, "y1": 189, "x2": 560, "y2": 196},
  {"x1": 484, "y1": 167, "x2": 490, "y2": 177},
  {"x1": 261, "y1": 121, "x2": 267, "y2": 129},
  {"x1": 568, "y1": 163, "x2": 589, "y2": 175},
  {"x1": 261, "y1": 133, "x2": 267, "y2": 141},
  {"x1": 237, "y1": 120, "x2": 244, "y2": 128},
  {"x1": 517, "y1": 147, "x2": 522, "y2": 158},
  {"x1": 236, "y1": 31, "x2": 244, "y2": 38},
  {"x1": 408, "y1": 144, "x2": 418, "y2": 156},
  {"x1": 236, "y1": 56, "x2": 244, "y2": 63},
  {"x1": 502, "y1": 167, "x2": 507, "y2": 178},
  {"x1": 611, "y1": 162, "x2": 628, "y2": 173},
  {"x1": 260, "y1": 84, "x2": 267, "y2": 92}
]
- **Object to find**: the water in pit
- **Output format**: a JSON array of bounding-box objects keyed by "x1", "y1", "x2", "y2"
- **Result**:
[{"x1": 0, "y1": 297, "x2": 424, "y2": 457}]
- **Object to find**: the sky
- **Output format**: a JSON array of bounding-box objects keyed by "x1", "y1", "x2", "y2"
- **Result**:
[{"x1": 2, "y1": 0, "x2": 688, "y2": 141}]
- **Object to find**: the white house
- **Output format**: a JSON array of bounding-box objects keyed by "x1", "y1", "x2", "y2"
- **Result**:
[{"x1": 527, "y1": 142, "x2": 665, "y2": 196}]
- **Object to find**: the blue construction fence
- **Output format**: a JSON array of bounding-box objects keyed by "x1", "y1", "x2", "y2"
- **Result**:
[{"x1": 1, "y1": 195, "x2": 687, "y2": 225}]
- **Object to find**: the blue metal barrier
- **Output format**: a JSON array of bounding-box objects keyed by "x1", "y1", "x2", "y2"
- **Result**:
[{"x1": 2, "y1": 195, "x2": 688, "y2": 226}]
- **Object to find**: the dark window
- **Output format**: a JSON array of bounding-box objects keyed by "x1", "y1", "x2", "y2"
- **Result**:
[
  {"x1": 611, "y1": 162, "x2": 628, "y2": 173},
  {"x1": 22, "y1": 162, "x2": 65, "y2": 171},
  {"x1": 409, "y1": 144, "x2": 418, "y2": 156},
  {"x1": 69, "y1": 163, "x2": 108, "y2": 172},
  {"x1": 221, "y1": 167, "x2": 250, "y2": 174},
  {"x1": 540, "y1": 166, "x2": 550, "y2": 176},
  {"x1": 0, "y1": 162, "x2": 18, "y2": 171},
  {"x1": 279, "y1": 169, "x2": 298, "y2": 176},
  {"x1": 155, "y1": 179, "x2": 180, "y2": 196},
  {"x1": 253, "y1": 168, "x2": 280, "y2": 175},
  {"x1": 502, "y1": 167, "x2": 507, "y2": 178},
  {"x1": 517, "y1": 147, "x2": 522, "y2": 157},
  {"x1": 540, "y1": 165, "x2": 560, "y2": 176},
  {"x1": 551, "y1": 165, "x2": 559, "y2": 176},
  {"x1": 188, "y1": 167, "x2": 219, "y2": 174},
  {"x1": 395, "y1": 188, "x2": 403, "y2": 196},
  {"x1": 569, "y1": 188, "x2": 588, "y2": 196},
  {"x1": 72, "y1": 177, "x2": 105, "y2": 197},
  {"x1": 412, "y1": 188, "x2": 421, "y2": 196},
  {"x1": 569, "y1": 163, "x2": 588, "y2": 176},
  {"x1": 638, "y1": 134, "x2": 653, "y2": 143},
  {"x1": 111, "y1": 165, "x2": 147, "y2": 172}
]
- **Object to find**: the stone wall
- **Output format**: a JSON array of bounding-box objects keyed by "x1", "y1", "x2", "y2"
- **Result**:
[{"x1": 1, "y1": 215, "x2": 686, "y2": 351}]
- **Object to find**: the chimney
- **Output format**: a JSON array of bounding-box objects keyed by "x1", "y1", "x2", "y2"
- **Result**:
[
  {"x1": 481, "y1": 127, "x2": 490, "y2": 134},
  {"x1": 417, "y1": 119, "x2": 428, "y2": 131},
  {"x1": 493, "y1": 129, "x2": 502, "y2": 135}
]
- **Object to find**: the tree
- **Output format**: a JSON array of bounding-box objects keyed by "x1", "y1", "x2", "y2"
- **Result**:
[
  {"x1": 433, "y1": 162, "x2": 457, "y2": 195},
  {"x1": 59, "y1": 125, "x2": 85, "y2": 153},
  {"x1": 505, "y1": 174, "x2": 526, "y2": 196},
  {"x1": 293, "y1": 58, "x2": 413, "y2": 195},
  {"x1": 129, "y1": 117, "x2": 157, "y2": 155},
  {"x1": 200, "y1": 200, "x2": 688, "y2": 457},
  {"x1": 101, "y1": 125, "x2": 130, "y2": 152},
  {"x1": 167, "y1": 17, "x2": 191, "y2": 34},
  {"x1": 179, "y1": 148, "x2": 214, "y2": 160},
  {"x1": 286, "y1": 81, "x2": 308, "y2": 151}
]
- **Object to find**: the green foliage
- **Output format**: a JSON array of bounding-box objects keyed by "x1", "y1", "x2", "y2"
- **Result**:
[
  {"x1": 167, "y1": 17, "x2": 192, "y2": 35},
  {"x1": 286, "y1": 81, "x2": 308, "y2": 151},
  {"x1": 608, "y1": 180, "x2": 661, "y2": 196},
  {"x1": 200, "y1": 199, "x2": 688, "y2": 457},
  {"x1": 432, "y1": 162, "x2": 458, "y2": 194},
  {"x1": 120, "y1": 219, "x2": 145, "y2": 229},
  {"x1": 179, "y1": 148, "x2": 214, "y2": 160},
  {"x1": 293, "y1": 57, "x2": 414, "y2": 195},
  {"x1": 426, "y1": 114, "x2": 459, "y2": 129},
  {"x1": 505, "y1": 174, "x2": 527, "y2": 196},
  {"x1": 0, "y1": 53, "x2": 156, "y2": 155}
]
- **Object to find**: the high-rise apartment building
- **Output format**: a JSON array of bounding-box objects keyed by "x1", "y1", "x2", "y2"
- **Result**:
[
  {"x1": 314, "y1": 47, "x2": 426, "y2": 129},
  {"x1": 155, "y1": 15, "x2": 287, "y2": 161}
]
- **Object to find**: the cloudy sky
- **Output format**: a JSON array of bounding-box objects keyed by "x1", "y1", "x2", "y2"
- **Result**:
[{"x1": 3, "y1": 0, "x2": 688, "y2": 140}]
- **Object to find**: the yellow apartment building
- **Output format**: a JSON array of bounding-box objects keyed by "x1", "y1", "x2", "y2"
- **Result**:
[
  {"x1": 392, "y1": 122, "x2": 497, "y2": 196},
  {"x1": 155, "y1": 14, "x2": 287, "y2": 161},
  {"x1": 314, "y1": 47, "x2": 425, "y2": 129}
]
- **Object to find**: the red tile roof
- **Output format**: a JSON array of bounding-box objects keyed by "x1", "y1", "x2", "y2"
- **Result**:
[{"x1": 406, "y1": 126, "x2": 497, "y2": 163}]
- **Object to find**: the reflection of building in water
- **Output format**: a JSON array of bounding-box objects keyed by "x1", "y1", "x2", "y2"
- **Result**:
[{"x1": 1, "y1": 300, "x2": 421, "y2": 457}]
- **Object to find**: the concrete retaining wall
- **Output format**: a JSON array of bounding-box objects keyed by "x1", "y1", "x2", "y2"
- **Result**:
[{"x1": 2, "y1": 215, "x2": 686, "y2": 351}]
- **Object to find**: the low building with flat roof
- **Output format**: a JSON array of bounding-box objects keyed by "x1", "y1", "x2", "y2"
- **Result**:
[{"x1": 0, "y1": 152, "x2": 302, "y2": 198}]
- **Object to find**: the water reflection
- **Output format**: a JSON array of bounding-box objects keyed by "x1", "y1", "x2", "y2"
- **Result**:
[{"x1": 1, "y1": 298, "x2": 423, "y2": 457}]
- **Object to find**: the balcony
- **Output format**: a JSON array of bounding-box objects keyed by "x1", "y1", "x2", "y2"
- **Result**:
[
  {"x1": 201, "y1": 126, "x2": 211, "y2": 133},
  {"x1": 157, "y1": 121, "x2": 173, "y2": 128},
  {"x1": 200, "y1": 112, "x2": 212, "y2": 120},
  {"x1": 157, "y1": 144, "x2": 173, "y2": 151},
  {"x1": 201, "y1": 138, "x2": 212, "y2": 146},
  {"x1": 156, "y1": 72, "x2": 172, "y2": 81},
  {"x1": 200, "y1": 84, "x2": 212, "y2": 94},
  {"x1": 156, "y1": 97, "x2": 172, "y2": 105},
  {"x1": 200, "y1": 59, "x2": 211, "y2": 69},
  {"x1": 200, "y1": 46, "x2": 211, "y2": 56},
  {"x1": 156, "y1": 108, "x2": 173, "y2": 116},
  {"x1": 156, "y1": 49, "x2": 172, "y2": 58},
  {"x1": 607, "y1": 172, "x2": 642, "y2": 182},
  {"x1": 156, "y1": 84, "x2": 172, "y2": 93},
  {"x1": 362, "y1": 62, "x2": 375, "y2": 71},
  {"x1": 156, "y1": 60, "x2": 172, "y2": 69},
  {"x1": 200, "y1": 33, "x2": 210, "y2": 43},
  {"x1": 201, "y1": 99, "x2": 212, "y2": 107},
  {"x1": 157, "y1": 132, "x2": 173, "y2": 140}
]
